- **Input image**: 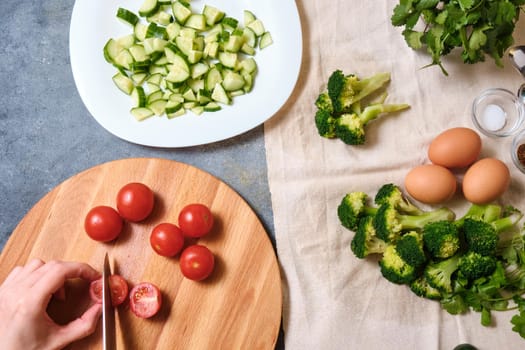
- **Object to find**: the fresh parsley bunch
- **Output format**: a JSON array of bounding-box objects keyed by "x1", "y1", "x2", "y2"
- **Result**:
[{"x1": 391, "y1": 0, "x2": 525, "y2": 75}]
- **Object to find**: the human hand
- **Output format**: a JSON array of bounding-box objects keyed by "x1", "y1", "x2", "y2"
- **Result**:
[{"x1": 0, "y1": 259, "x2": 102, "y2": 350}]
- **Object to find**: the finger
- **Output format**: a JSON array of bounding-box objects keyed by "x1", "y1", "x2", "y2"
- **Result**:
[
  {"x1": 2, "y1": 258, "x2": 45, "y2": 288},
  {"x1": 32, "y1": 261, "x2": 100, "y2": 303},
  {"x1": 52, "y1": 303, "x2": 102, "y2": 349}
]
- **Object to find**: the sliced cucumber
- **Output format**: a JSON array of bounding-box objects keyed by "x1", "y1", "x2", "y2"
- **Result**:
[
  {"x1": 139, "y1": 0, "x2": 160, "y2": 17},
  {"x1": 203, "y1": 5, "x2": 224, "y2": 26},
  {"x1": 131, "y1": 107, "x2": 154, "y2": 121},
  {"x1": 259, "y1": 32, "x2": 273, "y2": 49},
  {"x1": 105, "y1": 2, "x2": 273, "y2": 120},
  {"x1": 117, "y1": 8, "x2": 139, "y2": 26}
]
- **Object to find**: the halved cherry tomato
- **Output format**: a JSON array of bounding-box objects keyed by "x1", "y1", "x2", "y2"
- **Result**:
[
  {"x1": 116, "y1": 182, "x2": 155, "y2": 222},
  {"x1": 89, "y1": 274, "x2": 129, "y2": 307},
  {"x1": 178, "y1": 203, "x2": 214, "y2": 238},
  {"x1": 129, "y1": 282, "x2": 162, "y2": 318},
  {"x1": 180, "y1": 244, "x2": 215, "y2": 281},
  {"x1": 150, "y1": 223, "x2": 185, "y2": 257},
  {"x1": 84, "y1": 206, "x2": 123, "y2": 242}
]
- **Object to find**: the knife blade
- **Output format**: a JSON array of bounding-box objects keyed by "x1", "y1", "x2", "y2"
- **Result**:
[{"x1": 102, "y1": 253, "x2": 116, "y2": 350}]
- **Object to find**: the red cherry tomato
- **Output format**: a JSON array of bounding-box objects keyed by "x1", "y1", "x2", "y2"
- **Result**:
[
  {"x1": 129, "y1": 282, "x2": 162, "y2": 318},
  {"x1": 150, "y1": 223, "x2": 185, "y2": 257},
  {"x1": 89, "y1": 274, "x2": 129, "y2": 307},
  {"x1": 178, "y1": 203, "x2": 214, "y2": 238},
  {"x1": 84, "y1": 206, "x2": 123, "y2": 242},
  {"x1": 116, "y1": 182, "x2": 155, "y2": 222},
  {"x1": 180, "y1": 245, "x2": 215, "y2": 281}
]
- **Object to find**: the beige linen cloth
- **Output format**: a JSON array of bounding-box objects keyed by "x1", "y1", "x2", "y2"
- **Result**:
[{"x1": 263, "y1": 1, "x2": 525, "y2": 349}]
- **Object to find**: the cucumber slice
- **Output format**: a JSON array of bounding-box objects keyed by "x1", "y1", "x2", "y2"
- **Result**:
[
  {"x1": 172, "y1": 1, "x2": 192, "y2": 24},
  {"x1": 203, "y1": 101, "x2": 221, "y2": 112},
  {"x1": 117, "y1": 8, "x2": 139, "y2": 26},
  {"x1": 242, "y1": 27, "x2": 257, "y2": 48},
  {"x1": 205, "y1": 67, "x2": 222, "y2": 91},
  {"x1": 165, "y1": 100, "x2": 183, "y2": 114},
  {"x1": 218, "y1": 52, "x2": 237, "y2": 69},
  {"x1": 148, "y1": 90, "x2": 164, "y2": 103},
  {"x1": 131, "y1": 107, "x2": 154, "y2": 121},
  {"x1": 131, "y1": 86, "x2": 147, "y2": 107},
  {"x1": 116, "y1": 34, "x2": 135, "y2": 49},
  {"x1": 113, "y1": 49, "x2": 134, "y2": 70},
  {"x1": 139, "y1": 0, "x2": 160, "y2": 17},
  {"x1": 149, "y1": 99, "x2": 167, "y2": 115},
  {"x1": 134, "y1": 23, "x2": 148, "y2": 42},
  {"x1": 129, "y1": 45, "x2": 149, "y2": 61},
  {"x1": 243, "y1": 10, "x2": 257, "y2": 26},
  {"x1": 166, "y1": 22, "x2": 181, "y2": 40},
  {"x1": 211, "y1": 83, "x2": 230, "y2": 104},
  {"x1": 112, "y1": 72, "x2": 134, "y2": 95},
  {"x1": 203, "y1": 5, "x2": 225, "y2": 26},
  {"x1": 222, "y1": 71, "x2": 245, "y2": 91},
  {"x1": 103, "y1": 38, "x2": 123, "y2": 64},
  {"x1": 247, "y1": 19, "x2": 265, "y2": 36},
  {"x1": 166, "y1": 65, "x2": 190, "y2": 83},
  {"x1": 131, "y1": 72, "x2": 148, "y2": 85},
  {"x1": 185, "y1": 14, "x2": 206, "y2": 31},
  {"x1": 259, "y1": 32, "x2": 273, "y2": 49}
]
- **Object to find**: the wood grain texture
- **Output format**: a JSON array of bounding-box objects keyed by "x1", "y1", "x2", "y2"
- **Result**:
[{"x1": 0, "y1": 158, "x2": 282, "y2": 349}]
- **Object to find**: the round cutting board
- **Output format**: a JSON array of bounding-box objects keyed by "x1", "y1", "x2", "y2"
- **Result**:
[{"x1": 0, "y1": 158, "x2": 282, "y2": 349}]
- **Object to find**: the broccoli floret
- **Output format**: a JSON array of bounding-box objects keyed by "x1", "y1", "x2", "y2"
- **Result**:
[
  {"x1": 315, "y1": 91, "x2": 333, "y2": 113},
  {"x1": 422, "y1": 220, "x2": 461, "y2": 259},
  {"x1": 315, "y1": 109, "x2": 336, "y2": 138},
  {"x1": 424, "y1": 254, "x2": 461, "y2": 293},
  {"x1": 462, "y1": 218, "x2": 499, "y2": 256},
  {"x1": 334, "y1": 102, "x2": 410, "y2": 145},
  {"x1": 373, "y1": 203, "x2": 455, "y2": 243},
  {"x1": 410, "y1": 276, "x2": 443, "y2": 300},
  {"x1": 374, "y1": 183, "x2": 423, "y2": 215},
  {"x1": 327, "y1": 70, "x2": 391, "y2": 113},
  {"x1": 337, "y1": 192, "x2": 377, "y2": 231},
  {"x1": 350, "y1": 216, "x2": 387, "y2": 259},
  {"x1": 395, "y1": 231, "x2": 427, "y2": 267},
  {"x1": 379, "y1": 244, "x2": 418, "y2": 285},
  {"x1": 458, "y1": 251, "x2": 498, "y2": 281}
]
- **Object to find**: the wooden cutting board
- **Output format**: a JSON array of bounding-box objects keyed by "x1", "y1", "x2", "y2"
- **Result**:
[{"x1": 0, "y1": 158, "x2": 282, "y2": 349}]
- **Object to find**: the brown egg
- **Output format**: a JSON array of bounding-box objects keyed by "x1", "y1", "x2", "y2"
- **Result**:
[
  {"x1": 404, "y1": 164, "x2": 457, "y2": 204},
  {"x1": 462, "y1": 158, "x2": 510, "y2": 204},
  {"x1": 428, "y1": 127, "x2": 482, "y2": 168}
]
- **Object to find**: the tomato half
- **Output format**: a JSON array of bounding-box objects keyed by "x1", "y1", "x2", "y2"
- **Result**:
[
  {"x1": 116, "y1": 182, "x2": 155, "y2": 222},
  {"x1": 150, "y1": 223, "x2": 185, "y2": 257},
  {"x1": 178, "y1": 203, "x2": 214, "y2": 238},
  {"x1": 129, "y1": 282, "x2": 162, "y2": 318},
  {"x1": 89, "y1": 274, "x2": 129, "y2": 306},
  {"x1": 84, "y1": 206, "x2": 123, "y2": 242},
  {"x1": 179, "y1": 245, "x2": 215, "y2": 281}
]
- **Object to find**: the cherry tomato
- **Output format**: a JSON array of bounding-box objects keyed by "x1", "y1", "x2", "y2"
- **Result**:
[
  {"x1": 116, "y1": 182, "x2": 155, "y2": 222},
  {"x1": 129, "y1": 282, "x2": 162, "y2": 318},
  {"x1": 89, "y1": 274, "x2": 129, "y2": 307},
  {"x1": 150, "y1": 223, "x2": 185, "y2": 257},
  {"x1": 178, "y1": 203, "x2": 214, "y2": 238},
  {"x1": 84, "y1": 206, "x2": 123, "y2": 242},
  {"x1": 180, "y1": 245, "x2": 215, "y2": 281}
]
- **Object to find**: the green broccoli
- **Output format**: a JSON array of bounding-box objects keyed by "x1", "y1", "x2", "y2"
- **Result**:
[
  {"x1": 424, "y1": 254, "x2": 461, "y2": 293},
  {"x1": 334, "y1": 102, "x2": 410, "y2": 145},
  {"x1": 456, "y1": 203, "x2": 503, "y2": 226},
  {"x1": 458, "y1": 251, "x2": 498, "y2": 281},
  {"x1": 315, "y1": 109, "x2": 336, "y2": 138},
  {"x1": 350, "y1": 216, "x2": 387, "y2": 259},
  {"x1": 327, "y1": 70, "x2": 391, "y2": 113},
  {"x1": 395, "y1": 231, "x2": 427, "y2": 267},
  {"x1": 337, "y1": 192, "x2": 377, "y2": 231},
  {"x1": 374, "y1": 183, "x2": 423, "y2": 215},
  {"x1": 379, "y1": 244, "x2": 418, "y2": 285},
  {"x1": 410, "y1": 275, "x2": 443, "y2": 300},
  {"x1": 462, "y1": 219, "x2": 499, "y2": 256},
  {"x1": 373, "y1": 203, "x2": 455, "y2": 243},
  {"x1": 315, "y1": 91, "x2": 333, "y2": 113},
  {"x1": 422, "y1": 220, "x2": 461, "y2": 259}
]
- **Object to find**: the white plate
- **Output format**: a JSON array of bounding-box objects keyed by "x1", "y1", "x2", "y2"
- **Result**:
[{"x1": 69, "y1": 0, "x2": 302, "y2": 147}]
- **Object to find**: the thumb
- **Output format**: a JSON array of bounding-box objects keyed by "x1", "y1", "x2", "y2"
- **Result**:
[{"x1": 53, "y1": 303, "x2": 102, "y2": 348}]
